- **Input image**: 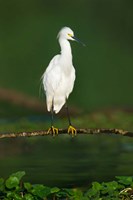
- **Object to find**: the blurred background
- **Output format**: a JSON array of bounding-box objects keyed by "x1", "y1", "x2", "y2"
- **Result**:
[
  {"x1": 0, "y1": 0, "x2": 133, "y2": 131},
  {"x1": 0, "y1": 0, "x2": 133, "y2": 186}
]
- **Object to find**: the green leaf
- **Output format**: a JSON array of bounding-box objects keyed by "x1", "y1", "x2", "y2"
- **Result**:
[
  {"x1": 24, "y1": 182, "x2": 32, "y2": 191},
  {"x1": 0, "y1": 178, "x2": 4, "y2": 185},
  {"x1": 71, "y1": 189, "x2": 84, "y2": 200},
  {"x1": 92, "y1": 182, "x2": 102, "y2": 191},
  {"x1": 5, "y1": 176, "x2": 19, "y2": 189},
  {"x1": 85, "y1": 188, "x2": 100, "y2": 199},
  {"x1": 12, "y1": 193, "x2": 22, "y2": 200},
  {"x1": 62, "y1": 188, "x2": 84, "y2": 200},
  {"x1": 24, "y1": 194, "x2": 34, "y2": 200},
  {"x1": 104, "y1": 181, "x2": 118, "y2": 190},
  {"x1": 50, "y1": 187, "x2": 60, "y2": 193},
  {"x1": 31, "y1": 184, "x2": 51, "y2": 198},
  {"x1": 56, "y1": 190, "x2": 68, "y2": 198},
  {"x1": 85, "y1": 182, "x2": 102, "y2": 198},
  {"x1": 10, "y1": 171, "x2": 26, "y2": 181},
  {"x1": 116, "y1": 176, "x2": 133, "y2": 186},
  {"x1": 80, "y1": 197, "x2": 91, "y2": 200},
  {"x1": 101, "y1": 181, "x2": 119, "y2": 196},
  {"x1": 6, "y1": 191, "x2": 22, "y2": 199},
  {"x1": 62, "y1": 188, "x2": 75, "y2": 197},
  {"x1": 0, "y1": 178, "x2": 4, "y2": 191},
  {"x1": 5, "y1": 171, "x2": 25, "y2": 189},
  {"x1": 6, "y1": 191, "x2": 13, "y2": 198}
]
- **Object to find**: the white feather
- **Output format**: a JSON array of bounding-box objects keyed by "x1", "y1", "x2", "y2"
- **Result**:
[{"x1": 42, "y1": 27, "x2": 76, "y2": 114}]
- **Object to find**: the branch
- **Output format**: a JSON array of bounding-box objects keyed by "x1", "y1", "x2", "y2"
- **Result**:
[{"x1": 0, "y1": 128, "x2": 133, "y2": 139}]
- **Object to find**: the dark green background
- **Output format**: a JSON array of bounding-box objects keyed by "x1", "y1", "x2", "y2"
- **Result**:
[
  {"x1": 0, "y1": 0, "x2": 133, "y2": 111},
  {"x1": 0, "y1": 1, "x2": 133, "y2": 187}
]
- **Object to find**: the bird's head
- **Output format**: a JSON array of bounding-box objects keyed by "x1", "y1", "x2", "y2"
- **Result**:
[
  {"x1": 57, "y1": 27, "x2": 75, "y2": 41},
  {"x1": 57, "y1": 26, "x2": 85, "y2": 46}
]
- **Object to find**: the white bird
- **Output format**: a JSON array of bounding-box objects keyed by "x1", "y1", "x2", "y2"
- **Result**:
[{"x1": 42, "y1": 27, "x2": 84, "y2": 135}]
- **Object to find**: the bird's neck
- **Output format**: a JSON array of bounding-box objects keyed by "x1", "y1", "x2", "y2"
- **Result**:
[{"x1": 59, "y1": 38, "x2": 72, "y2": 59}]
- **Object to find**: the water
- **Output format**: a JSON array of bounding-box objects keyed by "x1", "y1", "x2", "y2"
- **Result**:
[{"x1": 0, "y1": 134, "x2": 133, "y2": 187}]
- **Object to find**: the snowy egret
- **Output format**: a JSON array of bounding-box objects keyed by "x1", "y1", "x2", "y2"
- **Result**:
[{"x1": 42, "y1": 27, "x2": 84, "y2": 135}]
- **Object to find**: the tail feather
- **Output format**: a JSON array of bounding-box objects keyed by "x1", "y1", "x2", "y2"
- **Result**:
[
  {"x1": 54, "y1": 97, "x2": 66, "y2": 113},
  {"x1": 46, "y1": 95, "x2": 66, "y2": 113},
  {"x1": 46, "y1": 96, "x2": 53, "y2": 112}
]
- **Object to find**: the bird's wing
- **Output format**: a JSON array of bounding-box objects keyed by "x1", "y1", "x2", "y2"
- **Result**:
[
  {"x1": 42, "y1": 55, "x2": 64, "y2": 112},
  {"x1": 42, "y1": 54, "x2": 62, "y2": 94},
  {"x1": 44, "y1": 55, "x2": 60, "y2": 73}
]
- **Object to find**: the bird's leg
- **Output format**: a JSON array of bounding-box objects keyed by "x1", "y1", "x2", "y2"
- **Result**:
[
  {"x1": 65, "y1": 99, "x2": 77, "y2": 136},
  {"x1": 47, "y1": 103, "x2": 58, "y2": 136}
]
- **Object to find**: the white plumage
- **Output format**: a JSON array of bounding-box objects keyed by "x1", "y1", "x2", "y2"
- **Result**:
[{"x1": 42, "y1": 27, "x2": 76, "y2": 114}]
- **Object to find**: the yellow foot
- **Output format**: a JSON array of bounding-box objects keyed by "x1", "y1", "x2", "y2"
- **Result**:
[
  {"x1": 47, "y1": 126, "x2": 58, "y2": 136},
  {"x1": 68, "y1": 125, "x2": 77, "y2": 137}
]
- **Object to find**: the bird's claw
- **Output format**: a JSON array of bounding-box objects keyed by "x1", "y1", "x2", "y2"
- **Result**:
[
  {"x1": 68, "y1": 125, "x2": 77, "y2": 137},
  {"x1": 47, "y1": 126, "x2": 58, "y2": 136}
]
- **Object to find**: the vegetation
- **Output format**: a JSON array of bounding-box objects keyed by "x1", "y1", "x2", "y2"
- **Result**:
[{"x1": 0, "y1": 171, "x2": 133, "y2": 200}]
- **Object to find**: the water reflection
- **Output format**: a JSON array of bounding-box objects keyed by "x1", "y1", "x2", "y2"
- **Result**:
[{"x1": 0, "y1": 134, "x2": 133, "y2": 187}]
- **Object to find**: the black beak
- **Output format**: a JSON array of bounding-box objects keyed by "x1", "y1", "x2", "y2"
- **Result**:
[{"x1": 72, "y1": 36, "x2": 86, "y2": 46}]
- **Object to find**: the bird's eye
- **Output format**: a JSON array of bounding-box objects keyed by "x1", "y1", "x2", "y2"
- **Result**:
[{"x1": 68, "y1": 33, "x2": 72, "y2": 37}]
